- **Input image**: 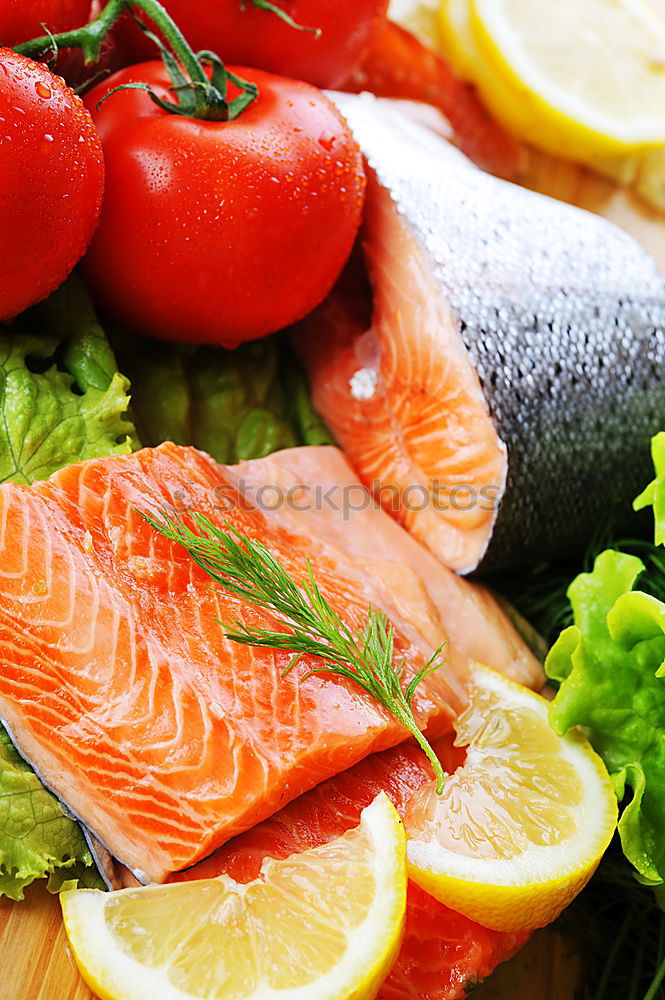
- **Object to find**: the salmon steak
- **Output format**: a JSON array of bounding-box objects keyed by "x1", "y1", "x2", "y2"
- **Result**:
[
  {"x1": 171, "y1": 738, "x2": 529, "y2": 1000},
  {"x1": 0, "y1": 442, "x2": 539, "y2": 883},
  {"x1": 295, "y1": 94, "x2": 665, "y2": 573}
]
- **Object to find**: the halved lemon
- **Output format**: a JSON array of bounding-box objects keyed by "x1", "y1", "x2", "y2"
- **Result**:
[
  {"x1": 469, "y1": 0, "x2": 665, "y2": 159},
  {"x1": 61, "y1": 793, "x2": 406, "y2": 1000},
  {"x1": 438, "y1": 0, "x2": 665, "y2": 162},
  {"x1": 404, "y1": 665, "x2": 617, "y2": 932}
]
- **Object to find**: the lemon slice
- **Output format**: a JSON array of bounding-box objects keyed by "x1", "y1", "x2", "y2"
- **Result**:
[
  {"x1": 404, "y1": 665, "x2": 617, "y2": 932},
  {"x1": 466, "y1": 0, "x2": 665, "y2": 160},
  {"x1": 438, "y1": 0, "x2": 479, "y2": 76},
  {"x1": 389, "y1": 0, "x2": 444, "y2": 49},
  {"x1": 61, "y1": 794, "x2": 406, "y2": 1000}
]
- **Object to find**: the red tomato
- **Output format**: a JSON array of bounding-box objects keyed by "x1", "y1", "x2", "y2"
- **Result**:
[
  {"x1": 83, "y1": 64, "x2": 365, "y2": 348},
  {"x1": 0, "y1": 0, "x2": 91, "y2": 46},
  {"x1": 0, "y1": 49, "x2": 104, "y2": 320},
  {"x1": 115, "y1": 0, "x2": 389, "y2": 89}
]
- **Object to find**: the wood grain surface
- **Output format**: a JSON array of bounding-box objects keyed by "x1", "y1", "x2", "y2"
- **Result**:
[
  {"x1": 2, "y1": 67, "x2": 664, "y2": 1000},
  {"x1": 2, "y1": 885, "x2": 91, "y2": 1000}
]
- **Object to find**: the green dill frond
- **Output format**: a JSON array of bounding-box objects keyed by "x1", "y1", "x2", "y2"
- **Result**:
[{"x1": 141, "y1": 510, "x2": 447, "y2": 792}]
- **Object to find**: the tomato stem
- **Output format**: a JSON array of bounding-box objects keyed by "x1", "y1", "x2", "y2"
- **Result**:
[
  {"x1": 243, "y1": 0, "x2": 322, "y2": 39},
  {"x1": 14, "y1": 0, "x2": 258, "y2": 122}
]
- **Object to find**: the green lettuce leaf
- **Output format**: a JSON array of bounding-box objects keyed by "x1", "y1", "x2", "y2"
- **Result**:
[
  {"x1": 634, "y1": 430, "x2": 665, "y2": 546},
  {"x1": 0, "y1": 728, "x2": 103, "y2": 900},
  {"x1": 0, "y1": 277, "x2": 136, "y2": 485},
  {"x1": 546, "y1": 549, "x2": 665, "y2": 887},
  {"x1": 112, "y1": 330, "x2": 332, "y2": 463}
]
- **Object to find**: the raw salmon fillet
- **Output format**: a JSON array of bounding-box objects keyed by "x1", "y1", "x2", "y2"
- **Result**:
[
  {"x1": 172, "y1": 738, "x2": 529, "y2": 1000},
  {"x1": 0, "y1": 443, "x2": 539, "y2": 882}
]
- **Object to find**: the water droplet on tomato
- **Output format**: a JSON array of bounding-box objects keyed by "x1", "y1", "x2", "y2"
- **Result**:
[
  {"x1": 35, "y1": 81, "x2": 51, "y2": 100},
  {"x1": 43, "y1": 133, "x2": 54, "y2": 143},
  {"x1": 318, "y1": 131, "x2": 336, "y2": 151}
]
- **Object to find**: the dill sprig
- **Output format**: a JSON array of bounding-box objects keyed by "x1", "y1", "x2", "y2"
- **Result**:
[{"x1": 142, "y1": 511, "x2": 447, "y2": 793}]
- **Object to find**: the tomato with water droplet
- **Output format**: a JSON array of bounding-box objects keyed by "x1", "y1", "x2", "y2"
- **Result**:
[
  {"x1": 0, "y1": 48, "x2": 104, "y2": 320},
  {"x1": 82, "y1": 64, "x2": 365, "y2": 348}
]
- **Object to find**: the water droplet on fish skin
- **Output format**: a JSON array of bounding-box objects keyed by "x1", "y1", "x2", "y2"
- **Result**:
[{"x1": 35, "y1": 81, "x2": 52, "y2": 100}]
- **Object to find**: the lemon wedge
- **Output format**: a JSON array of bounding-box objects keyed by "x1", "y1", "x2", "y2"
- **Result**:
[
  {"x1": 404, "y1": 665, "x2": 617, "y2": 932},
  {"x1": 389, "y1": 0, "x2": 444, "y2": 49},
  {"x1": 439, "y1": 0, "x2": 665, "y2": 161},
  {"x1": 61, "y1": 793, "x2": 407, "y2": 1000},
  {"x1": 438, "y1": 0, "x2": 479, "y2": 76}
]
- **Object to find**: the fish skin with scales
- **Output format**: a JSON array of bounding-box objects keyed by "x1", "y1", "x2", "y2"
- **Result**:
[{"x1": 318, "y1": 93, "x2": 665, "y2": 572}]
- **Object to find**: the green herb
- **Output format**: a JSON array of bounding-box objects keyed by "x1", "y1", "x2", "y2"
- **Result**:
[
  {"x1": 635, "y1": 432, "x2": 665, "y2": 546},
  {"x1": 143, "y1": 511, "x2": 447, "y2": 793},
  {"x1": 110, "y1": 330, "x2": 332, "y2": 465},
  {"x1": 0, "y1": 276, "x2": 135, "y2": 486},
  {"x1": 546, "y1": 548, "x2": 665, "y2": 888},
  {"x1": 0, "y1": 727, "x2": 102, "y2": 900}
]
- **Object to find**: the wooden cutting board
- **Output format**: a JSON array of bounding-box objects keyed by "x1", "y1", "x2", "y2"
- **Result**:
[{"x1": 1, "y1": 142, "x2": 664, "y2": 1000}]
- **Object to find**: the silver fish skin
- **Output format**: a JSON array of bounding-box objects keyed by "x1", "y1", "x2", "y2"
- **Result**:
[{"x1": 325, "y1": 93, "x2": 665, "y2": 572}]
